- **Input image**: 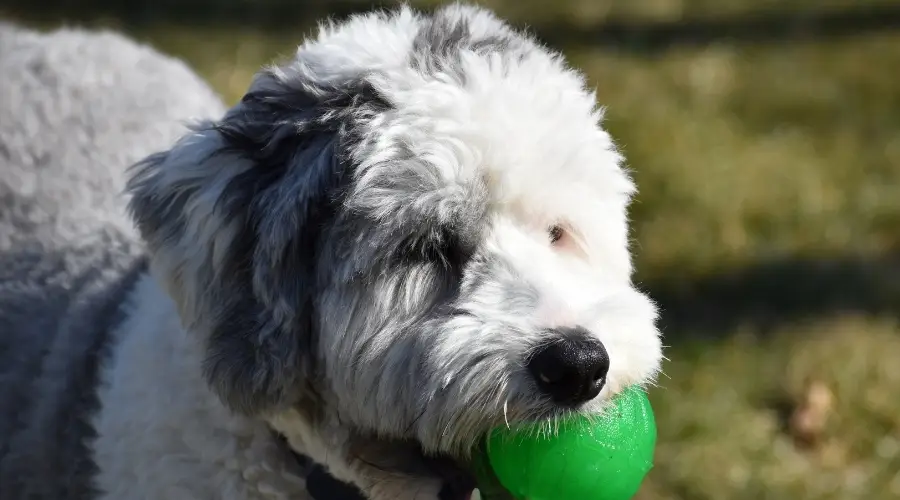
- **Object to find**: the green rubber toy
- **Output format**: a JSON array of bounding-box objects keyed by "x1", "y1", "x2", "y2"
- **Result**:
[{"x1": 478, "y1": 385, "x2": 656, "y2": 500}]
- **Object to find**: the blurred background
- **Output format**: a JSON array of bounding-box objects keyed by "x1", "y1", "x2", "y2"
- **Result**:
[{"x1": 2, "y1": 0, "x2": 898, "y2": 498}]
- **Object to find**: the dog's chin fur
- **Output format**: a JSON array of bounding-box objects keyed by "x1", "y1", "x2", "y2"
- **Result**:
[{"x1": 2, "y1": 3, "x2": 662, "y2": 500}]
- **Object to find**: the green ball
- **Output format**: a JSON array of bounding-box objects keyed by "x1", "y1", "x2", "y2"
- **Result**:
[{"x1": 484, "y1": 386, "x2": 656, "y2": 500}]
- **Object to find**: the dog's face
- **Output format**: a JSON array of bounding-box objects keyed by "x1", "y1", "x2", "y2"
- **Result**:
[{"x1": 127, "y1": 5, "x2": 662, "y2": 499}]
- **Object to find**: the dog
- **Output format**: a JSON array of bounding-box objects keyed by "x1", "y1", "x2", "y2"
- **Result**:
[{"x1": 0, "y1": 4, "x2": 663, "y2": 500}]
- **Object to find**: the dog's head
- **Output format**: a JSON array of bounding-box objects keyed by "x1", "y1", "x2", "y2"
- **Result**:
[{"x1": 127, "y1": 4, "x2": 662, "y2": 499}]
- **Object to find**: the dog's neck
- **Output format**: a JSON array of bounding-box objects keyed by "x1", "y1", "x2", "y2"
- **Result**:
[{"x1": 88, "y1": 272, "x2": 314, "y2": 500}]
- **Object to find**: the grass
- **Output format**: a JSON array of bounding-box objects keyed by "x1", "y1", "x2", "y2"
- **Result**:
[
  {"x1": 3, "y1": 1, "x2": 899, "y2": 498},
  {"x1": 646, "y1": 315, "x2": 900, "y2": 499}
]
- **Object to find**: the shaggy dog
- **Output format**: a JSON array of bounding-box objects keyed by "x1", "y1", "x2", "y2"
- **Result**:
[{"x1": 0, "y1": 4, "x2": 663, "y2": 500}]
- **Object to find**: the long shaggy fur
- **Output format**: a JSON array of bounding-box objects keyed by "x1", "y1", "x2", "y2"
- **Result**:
[
  {"x1": 0, "y1": 21, "x2": 225, "y2": 498},
  {"x1": 0, "y1": 4, "x2": 663, "y2": 500}
]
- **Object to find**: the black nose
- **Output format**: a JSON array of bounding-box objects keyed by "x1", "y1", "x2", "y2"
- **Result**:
[{"x1": 527, "y1": 327, "x2": 609, "y2": 406}]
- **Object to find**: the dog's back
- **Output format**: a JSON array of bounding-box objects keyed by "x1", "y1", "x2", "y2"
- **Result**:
[{"x1": 0, "y1": 23, "x2": 224, "y2": 498}]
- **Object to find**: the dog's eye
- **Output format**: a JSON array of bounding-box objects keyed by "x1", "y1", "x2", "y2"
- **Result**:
[
  {"x1": 548, "y1": 225, "x2": 564, "y2": 244},
  {"x1": 396, "y1": 227, "x2": 473, "y2": 273}
]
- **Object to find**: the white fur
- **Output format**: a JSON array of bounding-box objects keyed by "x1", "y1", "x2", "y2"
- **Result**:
[
  {"x1": 91, "y1": 275, "x2": 309, "y2": 500},
  {"x1": 339, "y1": 4, "x2": 659, "y2": 401}
]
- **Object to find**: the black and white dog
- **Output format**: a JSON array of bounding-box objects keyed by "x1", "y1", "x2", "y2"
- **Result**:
[{"x1": 0, "y1": 4, "x2": 662, "y2": 499}]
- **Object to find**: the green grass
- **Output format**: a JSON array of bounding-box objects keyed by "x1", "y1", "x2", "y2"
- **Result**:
[
  {"x1": 3, "y1": 1, "x2": 899, "y2": 498},
  {"x1": 646, "y1": 315, "x2": 900, "y2": 499},
  {"x1": 579, "y1": 35, "x2": 900, "y2": 280}
]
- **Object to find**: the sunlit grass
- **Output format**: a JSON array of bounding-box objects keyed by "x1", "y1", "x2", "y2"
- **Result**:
[{"x1": 642, "y1": 315, "x2": 900, "y2": 500}]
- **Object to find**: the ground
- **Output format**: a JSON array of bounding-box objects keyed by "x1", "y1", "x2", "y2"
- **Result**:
[{"x1": 2, "y1": 1, "x2": 899, "y2": 498}]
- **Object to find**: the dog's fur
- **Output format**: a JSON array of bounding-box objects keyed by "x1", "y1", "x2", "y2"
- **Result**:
[{"x1": 0, "y1": 4, "x2": 662, "y2": 499}]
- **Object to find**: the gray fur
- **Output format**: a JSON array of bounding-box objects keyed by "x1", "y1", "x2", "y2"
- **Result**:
[
  {"x1": 408, "y1": 7, "x2": 531, "y2": 82},
  {"x1": 125, "y1": 17, "x2": 503, "y2": 431},
  {"x1": 126, "y1": 70, "x2": 394, "y2": 415},
  {"x1": 0, "y1": 23, "x2": 225, "y2": 498}
]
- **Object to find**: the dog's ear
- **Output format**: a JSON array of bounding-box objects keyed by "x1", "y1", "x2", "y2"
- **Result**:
[{"x1": 126, "y1": 69, "x2": 380, "y2": 414}]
